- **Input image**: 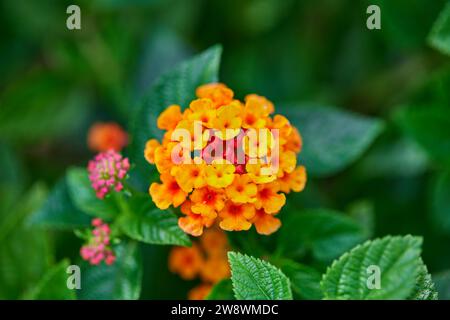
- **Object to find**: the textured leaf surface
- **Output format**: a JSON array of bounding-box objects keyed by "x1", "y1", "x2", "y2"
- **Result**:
[
  {"x1": 29, "y1": 178, "x2": 91, "y2": 229},
  {"x1": 321, "y1": 235, "x2": 422, "y2": 300},
  {"x1": 280, "y1": 105, "x2": 384, "y2": 177},
  {"x1": 130, "y1": 45, "x2": 221, "y2": 187},
  {"x1": 278, "y1": 259, "x2": 323, "y2": 300},
  {"x1": 77, "y1": 242, "x2": 142, "y2": 300},
  {"x1": 228, "y1": 252, "x2": 292, "y2": 300},
  {"x1": 25, "y1": 260, "x2": 76, "y2": 300},
  {"x1": 120, "y1": 195, "x2": 190, "y2": 246},
  {"x1": 278, "y1": 209, "x2": 367, "y2": 263},
  {"x1": 66, "y1": 167, "x2": 120, "y2": 220},
  {"x1": 429, "y1": 2, "x2": 450, "y2": 56},
  {"x1": 409, "y1": 260, "x2": 438, "y2": 300}
]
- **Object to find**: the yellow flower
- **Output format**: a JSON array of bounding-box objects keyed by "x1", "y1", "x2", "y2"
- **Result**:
[
  {"x1": 144, "y1": 139, "x2": 160, "y2": 164},
  {"x1": 190, "y1": 187, "x2": 225, "y2": 219},
  {"x1": 279, "y1": 166, "x2": 307, "y2": 193},
  {"x1": 245, "y1": 162, "x2": 277, "y2": 184},
  {"x1": 188, "y1": 98, "x2": 216, "y2": 128},
  {"x1": 205, "y1": 159, "x2": 235, "y2": 188},
  {"x1": 196, "y1": 83, "x2": 234, "y2": 109},
  {"x1": 225, "y1": 174, "x2": 257, "y2": 203},
  {"x1": 279, "y1": 150, "x2": 297, "y2": 175},
  {"x1": 254, "y1": 182, "x2": 286, "y2": 214},
  {"x1": 171, "y1": 162, "x2": 207, "y2": 193},
  {"x1": 251, "y1": 209, "x2": 281, "y2": 235},
  {"x1": 219, "y1": 201, "x2": 255, "y2": 231},
  {"x1": 149, "y1": 173, "x2": 187, "y2": 209},
  {"x1": 213, "y1": 101, "x2": 243, "y2": 139},
  {"x1": 157, "y1": 104, "x2": 183, "y2": 130}
]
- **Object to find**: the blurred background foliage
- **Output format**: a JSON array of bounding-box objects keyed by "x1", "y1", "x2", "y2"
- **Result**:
[{"x1": 1, "y1": 0, "x2": 450, "y2": 299}]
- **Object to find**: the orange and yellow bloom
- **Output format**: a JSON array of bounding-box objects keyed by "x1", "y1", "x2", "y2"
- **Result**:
[{"x1": 145, "y1": 83, "x2": 306, "y2": 236}]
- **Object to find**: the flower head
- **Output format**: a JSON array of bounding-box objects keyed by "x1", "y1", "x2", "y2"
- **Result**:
[
  {"x1": 80, "y1": 218, "x2": 116, "y2": 265},
  {"x1": 88, "y1": 150, "x2": 130, "y2": 199},
  {"x1": 87, "y1": 122, "x2": 128, "y2": 152},
  {"x1": 146, "y1": 83, "x2": 306, "y2": 236}
]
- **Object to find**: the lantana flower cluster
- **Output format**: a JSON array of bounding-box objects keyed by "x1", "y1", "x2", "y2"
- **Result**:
[
  {"x1": 145, "y1": 83, "x2": 306, "y2": 236},
  {"x1": 169, "y1": 228, "x2": 230, "y2": 300},
  {"x1": 80, "y1": 218, "x2": 116, "y2": 265},
  {"x1": 88, "y1": 150, "x2": 130, "y2": 199}
]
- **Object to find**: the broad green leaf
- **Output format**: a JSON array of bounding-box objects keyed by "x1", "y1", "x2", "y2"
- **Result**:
[
  {"x1": 206, "y1": 279, "x2": 235, "y2": 300},
  {"x1": 409, "y1": 260, "x2": 438, "y2": 300},
  {"x1": 280, "y1": 105, "x2": 384, "y2": 177},
  {"x1": 228, "y1": 252, "x2": 292, "y2": 300},
  {"x1": 77, "y1": 242, "x2": 142, "y2": 300},
  {"x1": 278, "y1": 259, "x2": 323, "y2": 300},
  {"x1": 396, "y1": 105, "x2": 450, "y2": 167},
  {"x1": 0, "y1": 185, "x2": 51, "y2": 299},
  {"x1": 431, "y1": 172, "x2": 450, "y2": 234},
  {"x1": 24, "y1": 260, "x2": 76, "y2": 300},
  {"x1": 28, "y1": 178, "x2": 91, "y2": 229},
  {"x1": 321, "y1": 235, "x2": 422, "y2": 300},
  {"x1": 433, "y1": 271, "x2": 450, "y2": 300},
  {"x1": 130, "y1": 45, "x2": 221, "y2": 187},
  {"x1": 66, "y1": 167, "x2": 120, "y2": 220},
  {"x1": 278, "y1": 209, "x2": 368, "y2": 263},
  {"x1": 120, "y1": 194, "x2": 190, "y2": 246},
  {"x1": 429, "y1": 2, "x2": 450, "y2": 56}
]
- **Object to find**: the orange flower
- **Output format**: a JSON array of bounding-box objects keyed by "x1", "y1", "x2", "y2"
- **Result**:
[
  {"x1": 190, "y1": 187, "x2": 225, "y2": 219},
  {"x1": 87, "y1": 122, "x2": 128, "y2": 152},
  {"x1": 188, "y1": 283, "x2": 213, "y2": 300},
  {"x1": 188, "y1": 99, "x2": 216, "y2": 128},
  {"x1": 157, "y1": 105, "x2": 183, "y2": 130},
  {"x1": 245, "y1": 94, "x2": 274, "y2": 117},
  {"x1": 154, "y1": 143, "x2": 175, "y2": 174},
  {"x1": 279, "y1": 166, "x2": 307, "y2": 193},
  {"x1": 200, "y1": 228, "x2": 229, "y2": 257},
  {"x1": 213, "y1": 102, "x2": 243, "y2": 139},
  {"x1": 169, "y1": 245, "x2": 203, "y2": 280},
  {"x1": 279, "y1": 150, "x2": 297, "y2": 175},
  {"x1": 149, "y1": 173, "x2": 187, "y2": 209},
  {"x1": 285, "y1": 127, "x2": 302, "y2": 153},
  {"x1": 200, "y1": 257, "x2": 230, "y2": 283},
  {"x1": 251, "y1": 209, "x2": 281, "y2": 235},
  {"x1": 144, "y1": 139, "x2": 160, "y2": 164},
  {"x1": 254, "y1": 182, "x2": 286, "y2": 214},
  {"x1": 178, "y1": 201, "x2": 215, "y2": 237},
  {"x1": 225, "y1": 174, "x2": 257, "y2": 203},
  {"x1": 219, "y1": 201, "x2": 255, "y2": 231},
  {"x1": 205, "y1": 160, "x2": 235, "y2": 188},
  {"x1": 246, "y1": 162, "x2": 277, "y2": 184},
  {"x1": 196, "y1": 83, "x2": 234, "y2": 108},
  {"x1": 171, "y1": 163, "x2": 207, "y2": 193}
]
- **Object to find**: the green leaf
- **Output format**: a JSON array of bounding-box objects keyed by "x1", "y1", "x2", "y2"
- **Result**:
[
  {"x1": 28, "y1": 178, "x2": 91, "y2": 229},
  {"x1": 24, "y1": 260, "x2": 76, "y2": 300},
  {"x1": 228, "y1": 252, "x2": 292, "y2": 300},
  {"x1": 278, "y1": 209, "x2": 368, "y2": 263},
  {"x1": 433, "y1": 271, "x2": 450, "y2": 300},
  {"x1": 120, "y1": 194, "x2": 191, "y2": 246},
  {"x1": 429, "y1": 2, "x2": 450, "y2": 56},
  {"x1": 321, "y1": 235, "x2": 423, "y2": 300},
  {"x1": 409, "y1": 259, "x2": 438, "y2": 300},
  {"x1": 396, "y1": 105, "x2": 450, "y2": 167},
  {"x1": 280, "y1": 105, "x2": 384, "y2": 177},
  {"x1": 77, "y1": 242, "x2": 142, "y2": 300},
  {"x1": 431, "y1": 172, "x2": 450, "y2": 234},
  {"x1": 0, "y1": 185, "x2": 51, "y2": 299},
  {"x1": 206, "y1": 279, "x2": 235, "y2": 300},
  {"x1": 130, "y1": 45, "x2": 222, "y2": 186},
  {"x1": 66, "y1": 167, "x2": 120, "y2": 220},
  {"x1": 278, "y1": 259, "x2": 323, "y2": 300}
]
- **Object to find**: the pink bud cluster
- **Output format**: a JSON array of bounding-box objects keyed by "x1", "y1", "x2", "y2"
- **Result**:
[
  {"x1": 88, "y1": 150, "x2": 130, "y2": 199},
  {"x1": 80, "y1": 218, "x2": 116, "y2": 265}
]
